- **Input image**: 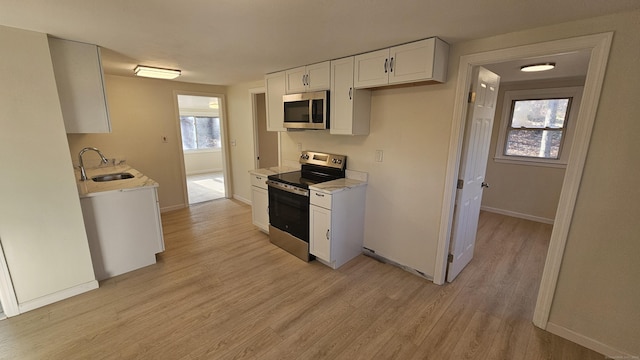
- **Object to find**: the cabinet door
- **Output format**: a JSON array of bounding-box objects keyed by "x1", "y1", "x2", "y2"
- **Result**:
[
  {"x1": 285, "y1": 66, "x2": 307, "y2": 94},
  {"x1": 330, "y1": 57, "x2": 354, "y2": 135},
  {"x1": 251, "y1": 186, "x2": 269, "y2": 232},
  {"x1": 310, "y1": 205, "x2": 331, "y2": 262},
  {"x1": 265, "y1": 71, "x2": 286, "y2": 131},
  {"x1": 49, "y1": 38, "x2": 111, "y2": 133},
  {"x1": 354, "y1": 48, "x2": 389, "y2": 88},
  {"x1": 331, "y1": 57, "x2": 371, "y2": 136},
  {"x1": 306, "y1": 61, "x2": 331, "y2": 91},
  {"x1": 389, "y1": 38, "x2": 435, "y2": 85}
]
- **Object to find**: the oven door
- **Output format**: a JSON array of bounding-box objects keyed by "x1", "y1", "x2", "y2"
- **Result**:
[{"x1": 267, "y1": 181, "x2": 309, "y2": 242}]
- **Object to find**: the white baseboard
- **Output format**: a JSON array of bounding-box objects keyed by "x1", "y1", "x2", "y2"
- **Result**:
[
  {"x1": 546, "y1": 322, "x2": 637, "y2": 359},
  {"x1": 186, "y1": 169, "x2": 223, "y2": 176},
  {"x1": 18, "y1": 280, "x2": 99, "y2": 314},
  {"x1": 233, "y1": 194, "x2": 251, "y2": 205},
  {"x1": 480, "y1": 206, "x2": 554, "y2": 224},
  {"x1": 362, "y1": 247, "x2": 433, "y2": 281},
  {"x1": 160, "y1": 204, "x2": 186, "y2": 213}
]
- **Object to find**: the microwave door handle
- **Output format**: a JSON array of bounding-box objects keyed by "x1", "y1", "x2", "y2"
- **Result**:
[{"x1": 309, "y1": 101, "x2": 315, "y2": 123}]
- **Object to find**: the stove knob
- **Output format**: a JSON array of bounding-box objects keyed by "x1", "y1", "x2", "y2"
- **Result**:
[{"x1": 332, "y1": 159, "x2": 337, "y2": 163}]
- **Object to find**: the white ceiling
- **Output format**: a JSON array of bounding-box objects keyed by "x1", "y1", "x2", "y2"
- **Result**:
[{"x1": 1, "y1": 0, "x2": 638, "y2": 85}]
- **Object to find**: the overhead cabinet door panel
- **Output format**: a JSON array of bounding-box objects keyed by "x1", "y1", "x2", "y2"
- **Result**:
[
  {"x1": 354, "y1": 49, "x2": 390, "y2": 88},
  {"x1": 389, "y1": 38, "x2": 435, "y2": 84}
]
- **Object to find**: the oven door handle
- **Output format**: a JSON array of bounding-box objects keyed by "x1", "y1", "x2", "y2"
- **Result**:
[{"x1": 267, "y1": 180, "x2": 309, "y2": 197}]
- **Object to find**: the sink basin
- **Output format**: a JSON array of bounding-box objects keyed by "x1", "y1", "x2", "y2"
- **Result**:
[{"x1": 91, "y1": 172, "x2": 135, "y2": 182}]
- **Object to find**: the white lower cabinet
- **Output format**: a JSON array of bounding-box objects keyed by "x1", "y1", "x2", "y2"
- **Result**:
[
  {"x1": 250, "y1": 174, "x2": 270, "y2": 232},
  {"x1": 80, "y1": 187, "x2": 164, "y2": 280},
  {"x1": 310, "y1": 205, "x2": 331, "y2": 262},
  {"x1": 309, "y1": 186, "x2": 366, "y2": 269}
]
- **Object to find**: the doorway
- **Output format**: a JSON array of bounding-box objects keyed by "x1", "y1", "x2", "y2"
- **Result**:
[
  {"x1": 434, "y1": 33, "x2": 613, "y2": 330},
  {"x1": 176, "y1": 93, "x2": 230, "y2": 205},
  {"x1": 250, "y1": 88, "x2": 279, "y2": 169}
]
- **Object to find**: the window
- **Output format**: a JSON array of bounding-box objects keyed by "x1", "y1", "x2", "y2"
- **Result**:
[
  {"x1": 180, "y1": 116, "x2": 221, "y2": 150},
  {"x1": 495, "y1": 87, "x2": 583, "y2": 167},
  {"x1": 505, "y1": 98, "x2": 571, "y2": 159}
]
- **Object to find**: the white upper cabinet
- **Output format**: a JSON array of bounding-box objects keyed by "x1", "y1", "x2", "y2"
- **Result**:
[
  {"x1": 48, "y1": 37, "x2": 111, "y2": 133},
  {"x1": 330, "y1": 57, "x2": 371, "y2": 136},
  {"x1": 354, "y1": 37, "x2": 449, "y2": 89},
  {"x1": 285, "y1": 61, "x2": 331, "y2": 93},
  {"x1": 265, "y1": 71, "x2": 287, "y2": 132}
]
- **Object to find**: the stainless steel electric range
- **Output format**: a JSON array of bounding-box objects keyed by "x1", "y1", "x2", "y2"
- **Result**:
[{"x1": 266, "y1": 151, "x2": 346, "y2": 261}]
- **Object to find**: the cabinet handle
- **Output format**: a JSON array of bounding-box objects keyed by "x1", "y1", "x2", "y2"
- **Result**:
[
  {"x1": 315, "y1": 192, "x2": 324, "y2": 197},
  {"x1": 349, "y1": 87, "x2": 353, "y2": 100},
  {"x1": 326, "y1": 229, "x2": 330, "y2": 240},
  {"x1": 384, "y1": 58, "x2": 388, "y2": 73},
  {"x1": 390, "y1": 57, "x2": 394, "y2": 72}
]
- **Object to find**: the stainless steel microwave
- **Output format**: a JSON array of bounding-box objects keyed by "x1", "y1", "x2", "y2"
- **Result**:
[{"x1": 283, "y1": 91, "x2": 329, "y2": 130}]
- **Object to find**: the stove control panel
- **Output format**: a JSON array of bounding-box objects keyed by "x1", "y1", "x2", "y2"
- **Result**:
[{"x1": 300, "y1": 151, "x2": 346, "y2": 170}]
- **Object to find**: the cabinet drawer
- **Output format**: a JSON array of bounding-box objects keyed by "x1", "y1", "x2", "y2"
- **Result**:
[
  {"x1": 310, "y1": 190, "x2": 332, "y2": 209},
  {"x1": 251, "y1": 174, "x2": 268, "y2": 189}
]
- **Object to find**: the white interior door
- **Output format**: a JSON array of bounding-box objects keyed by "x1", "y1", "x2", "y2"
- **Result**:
[{"x1": 447, "y1": 66, "x2": 500, "y2": 282}]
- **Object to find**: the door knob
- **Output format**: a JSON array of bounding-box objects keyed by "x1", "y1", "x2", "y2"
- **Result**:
[{"x1": 481, "y1": 182, "x2": 490, "y2": 188}]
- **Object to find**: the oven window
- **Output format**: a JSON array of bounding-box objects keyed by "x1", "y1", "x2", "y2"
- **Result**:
[{"x1": 268, "y1": 186, "x2": 309, "y2": 242}]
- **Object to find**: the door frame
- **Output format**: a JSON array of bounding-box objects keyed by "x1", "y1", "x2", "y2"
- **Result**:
[
  {"x1": 0, "y1": 239, "x2": 20, "y2": 317},
  {"x1": 433, "y1": 32, "x2": 613, "y2": 330},
  {"x1": 172, "y1": 91, "x2": 232, "y2": 205},
  {"x1": 249, "y1": 87, "x2": 281, "y2": 169}
]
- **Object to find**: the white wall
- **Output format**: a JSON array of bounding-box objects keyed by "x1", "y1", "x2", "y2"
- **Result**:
[
  {"x1": 67, "y1": 75, "x2": 227, "y2": 211},
  {"x1": 183, "y1": 151, "x2": 223, "y2": 175},
  {"x1": 481, "y1": 78, "x2": 585, "y2": 222},
  {"x1": 280, "y1": 10, "x2": 640, "y2": 356},
  {"x1": 226, "y1": 80, "x2": 265, "y2": 203},
  {"x1": 0, "y1": 25, "x2": 96, "y2": 305},
  {"x1": 281, "y1": 83, "x2": 454, "y2": 276}
]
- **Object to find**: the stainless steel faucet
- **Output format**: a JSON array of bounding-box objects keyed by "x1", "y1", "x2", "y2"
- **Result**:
[{"x1": 79, "y1": 147, "x2": 109, "y2": 181}]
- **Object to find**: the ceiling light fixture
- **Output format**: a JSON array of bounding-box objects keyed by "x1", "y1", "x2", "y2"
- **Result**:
[
  {"x1": 520, "y1": 62, "x2": 556, "y2": 72},
  {"x1": 134, "y1": 65, "x2": 181, "y2": 79}
]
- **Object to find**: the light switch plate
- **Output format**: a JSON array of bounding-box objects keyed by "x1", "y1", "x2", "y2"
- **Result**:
[{"x1": 375, "y1": 150, "x2": 384, "y2": 162}]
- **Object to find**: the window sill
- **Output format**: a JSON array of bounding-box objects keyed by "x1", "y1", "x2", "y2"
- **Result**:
[
  {"x1": 493, "y1": 156, "x2": 567, "y2": 169},
  {"x1": 183, "y1": 148, "x2": 221, "y2": 154}
]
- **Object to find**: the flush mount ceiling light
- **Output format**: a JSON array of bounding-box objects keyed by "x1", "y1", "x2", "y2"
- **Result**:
[
  {"x1": 520, "y1": 62, "x2": 556, "y2": 72},
  {"x1": 134, "y1": 65, "x2": 181, "y2": 79}
]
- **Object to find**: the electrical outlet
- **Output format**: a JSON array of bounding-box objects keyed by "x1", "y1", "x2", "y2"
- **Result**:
[
  {"x1": 297, "y1": 143, "x2": 302, "y2": 152},
  {"x1": 231, "y1": 140, "x2": 237, "y2": 146}
]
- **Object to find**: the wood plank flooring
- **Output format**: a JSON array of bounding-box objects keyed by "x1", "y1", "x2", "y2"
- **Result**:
[{"x1": 0, "y1": 200, "x2": 605, "y2": 359}]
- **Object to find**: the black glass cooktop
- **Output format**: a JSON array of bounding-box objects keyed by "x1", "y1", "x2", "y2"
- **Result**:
[{"x1": 268, "y1": 169, "x2": 343, "y2": 189}]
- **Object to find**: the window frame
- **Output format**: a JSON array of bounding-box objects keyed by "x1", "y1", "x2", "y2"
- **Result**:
[{"x1": 494, "y1": 86, "x2": 583, "y2": 168}]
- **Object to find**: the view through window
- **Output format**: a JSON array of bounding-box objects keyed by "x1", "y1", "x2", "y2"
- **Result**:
[
  {"x1": 180, "y1": 116, "x2": 221, "y2": 150},
  {"x1": 504, "y1": 98, "x2": 571, "y2": 160}
]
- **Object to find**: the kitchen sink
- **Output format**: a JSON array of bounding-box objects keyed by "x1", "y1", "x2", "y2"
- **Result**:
[{"x1": 91, "y1": 172, "x2": 135, "y2": 182}]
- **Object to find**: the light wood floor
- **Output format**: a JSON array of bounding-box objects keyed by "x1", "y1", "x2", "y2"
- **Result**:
[
  {"x1": 0, "y1": 200, "x2": 605, "y2": 359},
  {"x1": 187, "y1": 172, "x2": 225, "y2": 204}
]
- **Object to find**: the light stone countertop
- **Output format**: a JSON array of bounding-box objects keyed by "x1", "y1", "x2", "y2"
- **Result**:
[
  {"x1": 76, "y1": 165, "x2": 158, "y2": 198},
  {"x1": 309, "y1": 178, "x2": 367, "y2": 194},
  {"x1": 248, "y1": 165, "x2": 299, "y2": 177}
]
